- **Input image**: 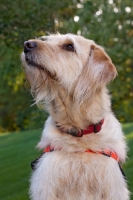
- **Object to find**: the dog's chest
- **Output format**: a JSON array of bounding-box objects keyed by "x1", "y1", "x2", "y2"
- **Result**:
[{"x1": 30, "y1": 151, "x2": 126, "y2": 200}]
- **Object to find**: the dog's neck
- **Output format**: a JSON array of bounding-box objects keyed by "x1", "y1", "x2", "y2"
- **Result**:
[{"x1": 46, "y1": 85, "x2": 111, "y2": 135}]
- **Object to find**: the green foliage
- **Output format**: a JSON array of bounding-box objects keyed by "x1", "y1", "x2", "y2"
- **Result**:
[
  {"x1": 0, "y1": 0, "x2": 78, "y2": 47},
  {"x1": 0, "y1": 0, "x2": 78, "y2": 132},
  {"x1": 0, "y1": 0, "x2": 133, "y2": 132},
  {"x1": 0, "y1": 45, "x2": 47, "y2": 132},
  {"x1": 0, "y1": 123, "x2": 133, "y2": 199}
]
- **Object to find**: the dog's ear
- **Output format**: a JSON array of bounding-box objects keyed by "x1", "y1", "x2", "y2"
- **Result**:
[
  {"x1": 73, "y1": 44, "x2": 117, "y2": 103},
  {"x1": 89, "y1": 45, "x2": 117, "y2": 84}
]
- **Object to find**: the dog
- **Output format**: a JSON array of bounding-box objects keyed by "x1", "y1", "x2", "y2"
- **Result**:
[{"x1": 21, "y1": 33, "x2": 130, "y2": 200}]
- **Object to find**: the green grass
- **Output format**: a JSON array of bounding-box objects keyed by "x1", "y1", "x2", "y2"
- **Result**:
[
  {"x1": 0, "y1": 129, "x2": 42, "y2": 200},
  {"x1": 0, "y1": 124, "x2": 133, "y2": 200},
  {"x1": 123, "y1": 123, "x2": 133, "y2": 198}
]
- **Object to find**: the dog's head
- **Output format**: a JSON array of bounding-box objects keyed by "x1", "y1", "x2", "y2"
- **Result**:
[{"x1": 21, "y1": 33, "x2": 117, "y2": 104}]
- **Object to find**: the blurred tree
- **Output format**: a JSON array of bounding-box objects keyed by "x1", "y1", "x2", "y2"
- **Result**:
[
  {"x1": 0, "y1": 0, "x2": 133, "y2": 132},
  {"x1": 0, "y1": 0, "x2": 78, "y2": 132}
]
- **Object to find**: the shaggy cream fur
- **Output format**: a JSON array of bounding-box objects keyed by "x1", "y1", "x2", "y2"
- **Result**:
[{"x1": 21, "y1": 33, "x2": 130, "y2": 200}]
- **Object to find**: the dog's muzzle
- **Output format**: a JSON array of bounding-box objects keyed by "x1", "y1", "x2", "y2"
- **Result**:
[{"x1": 23, "y1": 41, "x2": 58, "y2": 81}]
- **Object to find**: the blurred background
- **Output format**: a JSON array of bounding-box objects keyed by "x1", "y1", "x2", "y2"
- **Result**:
[{"x1": 0, "y1": 0, "x2": 133, "y2": 200}]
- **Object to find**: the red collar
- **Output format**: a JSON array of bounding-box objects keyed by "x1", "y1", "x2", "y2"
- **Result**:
[
  {"x1": 79, "y1": 119, "x2": 104, "y2": 136},
  {"x1": 44, "y1": 146, "x2": 119, "y2": 162},
  {"x1": 56, "y1": 119, "x2": 104, "y2": 137}
]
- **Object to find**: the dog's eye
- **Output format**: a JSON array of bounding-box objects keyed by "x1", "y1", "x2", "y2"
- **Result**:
[
  {"x1": 63, "y1": 44, "x2": 75, "y2": 52},
  {"x1": 38, "y1": 37, "x2": 47, "y2": 41}
]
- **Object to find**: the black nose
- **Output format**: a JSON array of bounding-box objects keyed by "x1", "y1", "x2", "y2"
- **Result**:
[{"x1": 24, "y1": 41, "x2": 37, "y2": 53}]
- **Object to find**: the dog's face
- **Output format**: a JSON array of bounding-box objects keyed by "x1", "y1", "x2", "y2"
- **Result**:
[{"x1": 21, "y1": 34, "x2": 117, "y2": 103}]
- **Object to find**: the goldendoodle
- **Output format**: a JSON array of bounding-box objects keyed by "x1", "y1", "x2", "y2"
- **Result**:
[{"x1": 21, "y1": 33, "x2": 129, "y2": 200}]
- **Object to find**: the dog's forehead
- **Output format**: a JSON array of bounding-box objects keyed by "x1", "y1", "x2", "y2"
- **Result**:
[{"x1": 42, "y1": 34, "x2": 94, "y2": 46}]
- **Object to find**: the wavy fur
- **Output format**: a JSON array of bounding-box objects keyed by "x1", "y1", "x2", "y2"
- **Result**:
[{"x1": 21, "y1": 33, "x2": 129, "y2": 200}]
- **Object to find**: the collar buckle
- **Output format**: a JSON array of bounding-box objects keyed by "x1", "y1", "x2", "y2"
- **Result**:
[
  {"x1": 94, "y1": 124, "x2": 101, "y2": 133},
  {"x1": 94, "y1": 119, "x2": 104, "y2": 133}
]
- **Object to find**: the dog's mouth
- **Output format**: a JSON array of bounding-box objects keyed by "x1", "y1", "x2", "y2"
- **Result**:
[{"x1": 25, "y1": 55, "x2": 58, "y2": 81}]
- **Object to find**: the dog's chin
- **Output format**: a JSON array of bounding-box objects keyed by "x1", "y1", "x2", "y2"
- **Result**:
[
  {"x1": 25, "y1": 56, "x2": 44, "y2": 70},
  {"x1": 24, "y1": 55, "x2": 58, "y2": 81}
]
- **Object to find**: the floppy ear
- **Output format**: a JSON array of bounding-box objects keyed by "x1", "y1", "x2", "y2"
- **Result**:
[
  {"x1": 73, "y1": 44, "x2": 117, "y2": 103},
  {"x1": 90, "y1": 45, "x2": 117, "y2": 84}
]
